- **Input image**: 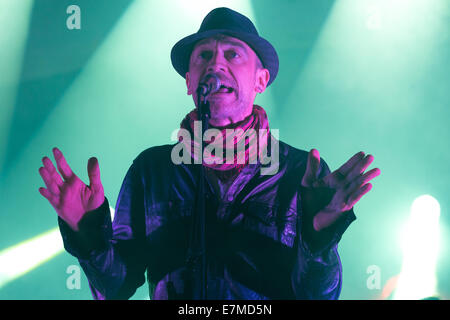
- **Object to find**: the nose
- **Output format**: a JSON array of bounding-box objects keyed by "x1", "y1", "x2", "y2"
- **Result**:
[{"x1": 206, "y1": 51, "x2": 227, "y2": 74}]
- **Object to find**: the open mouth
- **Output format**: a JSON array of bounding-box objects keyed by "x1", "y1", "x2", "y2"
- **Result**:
[{"x1": 213, "y1": 85, "x2": 234, "y2": 94}]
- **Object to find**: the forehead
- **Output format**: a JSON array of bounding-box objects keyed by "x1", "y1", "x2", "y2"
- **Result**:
[{"x1": 193, "y1": 35, "x2": 252, "y2": 51}]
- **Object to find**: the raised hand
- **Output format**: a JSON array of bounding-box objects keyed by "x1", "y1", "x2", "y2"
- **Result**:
[
  {"x1": 301, "y1": 149, "x2": 380, "y2": 231},
  {"x1": 38, "y1": 147, "x2": 105, "y2": 232}
]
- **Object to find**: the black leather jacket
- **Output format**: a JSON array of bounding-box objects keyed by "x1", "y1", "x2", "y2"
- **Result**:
[{"x1": 58, "y1": 139, "x2": 356, "y2": 299}]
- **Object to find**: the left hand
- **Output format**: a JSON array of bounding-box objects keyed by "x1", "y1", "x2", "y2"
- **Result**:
[{"x1": 301, "y1": 149, "x2": 380, "y2": 231}]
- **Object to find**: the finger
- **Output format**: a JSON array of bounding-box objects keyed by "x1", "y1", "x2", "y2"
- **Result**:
[
  {"x1": 42, "y1": 156, "x2": 63, "y2": 187},
  {"x1": 53, "y1": 147, "x2": 74, "y2": 181},
  {"x1": 38, "y1": 187, "x2": 51, "y2": 200},
  {"x1": 301, "y1": 149, "x2": 320, "y2": 187},
  {"x1": 347, "y1": 183, "x2": 372, "y2": 208},
  {"x1": 336, "y1": 151, "x2": 365, "y2": 176},
  {"x1": 38, "y1": 167, "x2": 60, "y2": 195},
  {"x1": 360, "y1": 167, "x2": 380, "y2": 184},
  {"x1": 346, "y1": 167, "x2": 381, "y2": 193},
  {"x1": 38, "y1": 187, "x2": 59, "y2": 207},
  {"x1": 346, "y1": 154, "x2": 374, "y2": 182},
  {"x1": 324, "y1": 151, "x2": 365, "y2": 187},
  {"x1": 87, "y1": 157, "x2": 102, "y2": 192}
]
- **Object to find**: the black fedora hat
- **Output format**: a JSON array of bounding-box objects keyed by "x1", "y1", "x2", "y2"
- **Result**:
[{"x1": 170, "y1": 7, "x2": 279, "y2": 87}]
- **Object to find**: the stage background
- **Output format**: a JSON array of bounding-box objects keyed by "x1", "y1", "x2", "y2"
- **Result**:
[{"x1": 0, "y1": 0, "x2": 448, "y2": 300}]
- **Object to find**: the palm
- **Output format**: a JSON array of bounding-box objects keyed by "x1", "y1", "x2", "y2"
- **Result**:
[
  {"x1": 59, "y1": 176, "x2": 102, "y2": 215},
  {"x1": 301, "y1": 149, "x2": 380, "y2": 231},
  {"x1": 39, "y1": 147, "x2": 104, "y2": 231}
]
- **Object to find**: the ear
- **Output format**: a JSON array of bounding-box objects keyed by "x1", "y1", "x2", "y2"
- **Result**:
[
  {"x1": 186, "y1": 72, "x2": 193, "y2": 95},
  {"x1": 255, "y1": 68, "x2": 270, "y2": 94}
]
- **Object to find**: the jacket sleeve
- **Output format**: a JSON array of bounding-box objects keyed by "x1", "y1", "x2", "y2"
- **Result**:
[
  {"x1": 57, "y1": 160, "x2": 148, "y2": 300},
  {"x1": 291, "y1": 159, "x2": 356, "y2": 300}
]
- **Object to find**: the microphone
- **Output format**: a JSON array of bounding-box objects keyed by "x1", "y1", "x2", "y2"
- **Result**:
[{"x1": 197, "y1": 74, "x2": 221, "y2": 97}]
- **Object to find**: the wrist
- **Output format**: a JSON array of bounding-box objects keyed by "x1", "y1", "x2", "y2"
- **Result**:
[{"x1": 313, "y1": 207, "x2": 342, "y2": 232}]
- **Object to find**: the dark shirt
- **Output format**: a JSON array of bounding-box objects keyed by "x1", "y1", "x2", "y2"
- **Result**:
[{"x1": 58, "y1": 139, "x2": 356, "y2": 299}]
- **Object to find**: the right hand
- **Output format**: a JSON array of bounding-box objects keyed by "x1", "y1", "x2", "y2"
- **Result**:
[{"x1": 38, "y1": 147, "x2": 105, "y2": 232}]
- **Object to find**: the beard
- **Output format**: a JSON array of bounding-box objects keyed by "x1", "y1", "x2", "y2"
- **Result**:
[{"x1": 207, "y1": 96, "x2": 253, "y2": 127}]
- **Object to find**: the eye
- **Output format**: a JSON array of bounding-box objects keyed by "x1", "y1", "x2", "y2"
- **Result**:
[
  {"x1": 198, "y1": 51, "x2": 213, "y2": 60},
  {"x1": 226, "y1": 50, "x2": 240, "y2": 59}
]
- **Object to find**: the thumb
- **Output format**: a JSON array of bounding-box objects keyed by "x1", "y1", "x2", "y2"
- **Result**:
[
  {"x1": 302, "y1": 149, "x2": 320, "y2": 187},
  {"x1": 87, "y1": 157, "x2": 102, "y2": 192}
]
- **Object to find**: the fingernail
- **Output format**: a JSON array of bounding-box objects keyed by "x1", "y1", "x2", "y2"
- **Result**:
[{"x1": 53, "y1": 148, "x2": 60, "y2": 157}]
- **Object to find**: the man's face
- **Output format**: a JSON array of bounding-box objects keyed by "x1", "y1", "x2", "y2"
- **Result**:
[{"x1": 186, "y1": 35, "x2": 270, "y2": 126}]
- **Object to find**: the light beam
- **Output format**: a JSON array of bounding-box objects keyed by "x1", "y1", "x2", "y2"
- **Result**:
[{"x1": 394, "y1": 194, "x2": 441, "y2": 299}]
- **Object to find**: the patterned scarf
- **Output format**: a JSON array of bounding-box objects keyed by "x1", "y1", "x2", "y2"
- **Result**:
[{"x1": 178, "y1": 105, "x2": 270, "y2": 178}]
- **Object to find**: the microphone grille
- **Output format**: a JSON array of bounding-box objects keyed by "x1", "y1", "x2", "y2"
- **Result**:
[{"x1": 205, "y1": 74, "x2": 221, "y2": 93}]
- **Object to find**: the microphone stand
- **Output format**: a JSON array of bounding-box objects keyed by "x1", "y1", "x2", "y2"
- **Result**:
[{"x1": 187, "y1": 88, "x2": 210, "y2": 300}]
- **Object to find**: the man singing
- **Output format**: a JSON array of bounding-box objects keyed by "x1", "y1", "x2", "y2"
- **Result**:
[{"x1": 38, "y1": 7, "x2": 380, "y2": 299}]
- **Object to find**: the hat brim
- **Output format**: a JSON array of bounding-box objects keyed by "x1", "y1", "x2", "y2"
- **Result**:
[{"x1": 170, "y1": 29, "x2": 279, "y2": 87}]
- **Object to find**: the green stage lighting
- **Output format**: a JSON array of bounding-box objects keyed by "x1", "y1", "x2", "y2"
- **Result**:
[
  {"x1": 0, "y1": 205, "x2": 114, "y2": 289},
  {"x1": 0, "y1": 0, "x2": 34, "y2": 169},
  {"x1": 0, "y1": 227, "x2": 63, "y2": 289}
]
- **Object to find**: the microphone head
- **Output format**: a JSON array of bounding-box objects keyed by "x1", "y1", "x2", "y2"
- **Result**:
[{"x1": 197, "y1": 73, "x2": 221, "y2": 97}]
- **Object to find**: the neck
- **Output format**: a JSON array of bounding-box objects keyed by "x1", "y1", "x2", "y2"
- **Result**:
[{"x1": 208, "y1": 104, "x2": 254, "y2": 127}]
